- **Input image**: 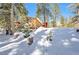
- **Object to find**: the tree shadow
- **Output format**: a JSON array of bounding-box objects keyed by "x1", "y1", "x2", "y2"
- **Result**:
[{"x1": 45, "y1": 28, "x2": 79, "y2": 55}]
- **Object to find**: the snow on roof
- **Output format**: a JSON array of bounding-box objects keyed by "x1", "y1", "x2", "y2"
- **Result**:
[{"x1": 36, "y1": 18, "x2": 43, "y2": 24}]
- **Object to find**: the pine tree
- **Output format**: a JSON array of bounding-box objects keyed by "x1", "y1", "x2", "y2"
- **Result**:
[
  {"x1": 0, "y1": 16, "x2": 6, "y2": 28},
  {"x1": 36, "y1": 3, "x2": 52, "y2": 24},
  {"x1": 51, "y1": 20, "x2": 56, "y2": 27},
  {"x1": 60, "y1": 16, "x2": 65, "y2": 27},
  {"x1": 22, "y1": 23, "x2": 32, "y2": 38},
  {"x1": 51, "y1": 3, "x2": 60, "y2": 27}
]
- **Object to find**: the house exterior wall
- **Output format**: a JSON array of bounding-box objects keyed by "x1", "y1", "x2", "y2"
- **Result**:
[{"x1": 28, "y1": 18, "x2": 42, "y2": 29}]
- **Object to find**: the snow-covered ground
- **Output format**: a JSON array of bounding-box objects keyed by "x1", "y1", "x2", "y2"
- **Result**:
[{"x1": 0, "y1": 27, "x2": 79, "y2": 55}]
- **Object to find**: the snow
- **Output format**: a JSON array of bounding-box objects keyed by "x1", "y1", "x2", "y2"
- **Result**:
[
  {"x1": 71, "y1": 38, "x2": 79, "y2": 42},
  {"x1": 31, "y1": 48, "x2": 43, "y2": 55},
  {"x1": 0, "y1": 27, "x2": 79, "y2": 55},
  {"x1": 63, "y1": 41, "x2": 70, "y2": 46},
  {"x1": 8, "y1": 48, "x2": 18, "y2": 55},
  {"x1": 37, "y1": 35, "x2": 52, "y2": 47},
  {"x1": 34, "y1": 27, "x2": 45, "y2": 34},
  {"x1": 9, "y1": 32, "x2": 25, "y2": 42},
  {"x1": 62, "y1": 39, "x2": 70, "y2": 46}
]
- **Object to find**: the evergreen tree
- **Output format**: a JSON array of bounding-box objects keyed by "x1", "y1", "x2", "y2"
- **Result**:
[
  {"x1": 36, "y1": 3, "x2": 52, "y2": 23},
  {"x1": 51, "y1": 20, "x2": 56, "y2": 27},
  {"x1": 51, "y1": 3, "x2": 60, "y2": 27},
  {"x1": 60, "y1": 16, "x2": 65, "y2": 27},
  {"x1": 0, "y1": 16, "x2": 6, "y2": 28}
]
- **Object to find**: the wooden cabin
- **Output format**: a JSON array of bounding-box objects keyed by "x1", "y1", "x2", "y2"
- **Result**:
[{"x1": 27, "y1": 17, "x2": 43, "y2": 29}]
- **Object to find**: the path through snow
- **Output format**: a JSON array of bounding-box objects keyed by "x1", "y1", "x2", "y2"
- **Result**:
[{"x1": 0, "y1": 27, "x2": 79, "y2": 55}]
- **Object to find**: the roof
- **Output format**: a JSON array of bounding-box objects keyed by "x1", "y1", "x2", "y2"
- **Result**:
[
  {"x1": 35, "y1": 18, "x2": 43, "y2": 24},
  {"x1": 26, "y1": 16, "x2": 43, "y2": 24}
]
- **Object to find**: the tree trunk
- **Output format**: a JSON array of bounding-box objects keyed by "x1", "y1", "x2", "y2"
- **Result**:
[
  {"x1": 5, "y1": 14, "x2": 11, "y2": 35},
  {"x1": 10, "y1": 4, "x2": 15, "y2": 33},
  {"x1": 43, "y1": 5, "x2": 46, "y2": 23}
]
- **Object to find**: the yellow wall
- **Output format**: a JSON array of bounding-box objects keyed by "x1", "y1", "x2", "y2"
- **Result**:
[{"x1": 29, "y1": 19, "x2": 42, "y2": 28}]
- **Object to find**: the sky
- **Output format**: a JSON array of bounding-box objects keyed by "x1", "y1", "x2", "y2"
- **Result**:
[
  {"x1": 24, "y1": 3, "x2": 37, "y2": 17},
  {"x1": 24, "y1": 3, "x2": 75, "y2": 20}
]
